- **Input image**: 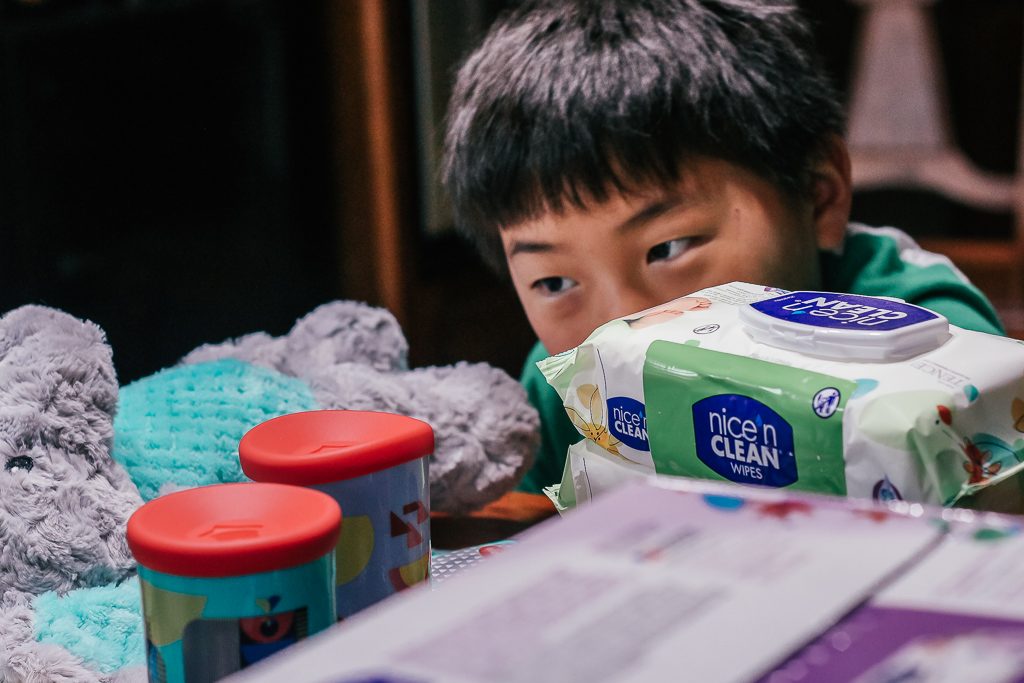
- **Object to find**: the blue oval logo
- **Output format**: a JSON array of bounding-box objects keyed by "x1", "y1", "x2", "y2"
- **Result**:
[
  {"x1": 607, "y1": 396, "x2": 649, "y2": 452},
  {"x1": 692, "y1": 394, "x2": 797, "y2": 487},
  {"x1": 750, "y1": 291, "x2": 938, "y2": 331}
]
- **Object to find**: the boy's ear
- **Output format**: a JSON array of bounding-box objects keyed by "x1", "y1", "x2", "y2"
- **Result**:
[{"x1": 810, "y1": 134, "x2": 852, "y2": 251}]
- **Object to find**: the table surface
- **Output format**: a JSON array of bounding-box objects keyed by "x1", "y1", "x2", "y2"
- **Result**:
[{"x1": 430, "y1": 491, "x2": 557, "y2": 549}]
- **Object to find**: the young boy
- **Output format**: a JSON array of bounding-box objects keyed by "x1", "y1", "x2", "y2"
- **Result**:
[{"x1": 441, "y1": 0, "x2": 1005, "y2": 494}]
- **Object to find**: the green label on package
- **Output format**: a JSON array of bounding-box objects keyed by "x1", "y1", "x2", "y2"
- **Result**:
[{"x1": 643, "y1": 341, "x2": 855, "y2": 494}]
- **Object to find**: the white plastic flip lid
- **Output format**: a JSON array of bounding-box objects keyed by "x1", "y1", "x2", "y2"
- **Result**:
[{"x1": 738, "y1": 290, "x2": 951, "y2": 362}]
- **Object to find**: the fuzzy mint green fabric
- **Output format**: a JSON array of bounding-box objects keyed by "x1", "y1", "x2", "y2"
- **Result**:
[
  {"x1": 112, "y1": 359, "x2": 317, "y2": 501},
  {"x1": 33, "y1": 579, "x2": 144, "y2": 675}
]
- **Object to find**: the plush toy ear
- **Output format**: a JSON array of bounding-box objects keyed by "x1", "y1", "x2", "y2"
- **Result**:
[
  {"x1": 283, "y1": 300, "x2": 409, "y2": 375},
  {"x1": 0, "y1": 305, "x2": 142, "y2": 596},
  {"x1": 179, "y1": 300, "x2": 409, "y2": 377}
]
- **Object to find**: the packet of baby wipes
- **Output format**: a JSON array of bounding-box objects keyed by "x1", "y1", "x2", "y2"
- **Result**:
[{"x1": 539, "y1": 282, "x2": 1024, "y2": 509}]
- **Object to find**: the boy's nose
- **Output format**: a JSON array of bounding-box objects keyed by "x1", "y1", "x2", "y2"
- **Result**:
[{"x1": 600, "y1": 284, "x2": 659, "y2": 323}]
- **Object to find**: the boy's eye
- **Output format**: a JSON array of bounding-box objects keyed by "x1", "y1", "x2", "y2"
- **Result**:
[
  {"x1": 532, "y1": 276, "x2": 578, "y2": 295},
  {"x1": 646, "y1": 237, "x2": 692, "y2": 264}
]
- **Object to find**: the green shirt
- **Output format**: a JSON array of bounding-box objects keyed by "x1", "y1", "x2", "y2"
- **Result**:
[{"x1": 516, "y1": 224, "x2": 1006, "y2": 494}]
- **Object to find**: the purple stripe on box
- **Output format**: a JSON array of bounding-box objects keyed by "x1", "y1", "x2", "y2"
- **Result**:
[{"x1": 757, "y1": 605, "x2": 1024, "y2": 683}]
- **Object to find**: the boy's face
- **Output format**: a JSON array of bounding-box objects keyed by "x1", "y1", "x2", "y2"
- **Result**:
[{"x1": 502, "y1": 157, "x2": 845, "y2": 354}]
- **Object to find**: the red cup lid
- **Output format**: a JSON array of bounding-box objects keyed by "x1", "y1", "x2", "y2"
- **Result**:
[
  {"x1": 127, "y1": 483, "x2": 341, "y2": 577},
  {"x1": 238, "y1": 410, "x2": 434, "y2": 485}
]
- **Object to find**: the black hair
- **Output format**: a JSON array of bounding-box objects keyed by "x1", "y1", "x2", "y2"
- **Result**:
[{"x1": 442, "y1": 0, "x2": 845, "y2": 273}]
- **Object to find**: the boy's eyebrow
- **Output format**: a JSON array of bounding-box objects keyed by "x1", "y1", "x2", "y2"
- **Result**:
[
  {"x1": 507, "y1": 239, "x2": 557, "y2": 257},
  {"x1": 617, "y1": 196, "x2": 686, "y2": 233},
  {"x1": 507, "y1": 194, "x2": 687, "y2": 257}
]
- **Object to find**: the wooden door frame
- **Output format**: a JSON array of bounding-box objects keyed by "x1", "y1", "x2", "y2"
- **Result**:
[{"x1": 324, "y1": 0, "x2": 415, "y2": 326}]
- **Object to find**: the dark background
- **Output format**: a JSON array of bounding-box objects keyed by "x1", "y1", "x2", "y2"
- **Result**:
[{"x1": 0, "y1": 0, "x2": 1019, "y2": 383}]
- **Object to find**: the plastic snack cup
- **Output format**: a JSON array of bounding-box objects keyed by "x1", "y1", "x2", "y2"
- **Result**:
[
  {"x1": 126, "y1": 482, "x2": 341, "y2": 683},
  {"x1": 239, "y1": 410, "x2": 433, "y2": 618}
]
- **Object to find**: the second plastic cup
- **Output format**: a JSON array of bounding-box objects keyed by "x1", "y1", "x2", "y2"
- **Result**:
[{"x1": 239, "y1": 410, "x2": 433, "y2": 618}]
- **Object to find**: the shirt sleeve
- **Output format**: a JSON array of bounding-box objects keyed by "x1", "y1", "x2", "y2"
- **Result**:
[
  {"x1": 516, "y1": 341, "x2": 580, "y2": 494},
  {"x1": 913, "y1": 291, "x2": 1004, "y2": 336},
  {"x1": 823, "y1": 226, "x2": 1006, "y2": 336}
]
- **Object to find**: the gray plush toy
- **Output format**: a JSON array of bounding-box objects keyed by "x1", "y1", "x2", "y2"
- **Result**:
[
  {"x1": 0, "y1": 306, "x2": 142, "y2": 595},
  {"x1": 0, "y1": 301, "x2": 539, "y2": 682},
  {"x1": 0, "y1": 306, "x2": 145, "y2": 682},
  {"x1": 181, "y1": 300, "x2": 539, "y2": 512}
]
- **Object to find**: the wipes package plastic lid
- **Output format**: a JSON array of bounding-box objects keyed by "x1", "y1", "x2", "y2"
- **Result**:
[{"x1": 739, "y1": 291, "x2": 951, "y2": 362}]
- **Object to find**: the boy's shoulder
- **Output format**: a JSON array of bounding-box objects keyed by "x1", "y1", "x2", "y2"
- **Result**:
[{"x1": 823, "y1": 223, "x2": 1004, "y2": 335}]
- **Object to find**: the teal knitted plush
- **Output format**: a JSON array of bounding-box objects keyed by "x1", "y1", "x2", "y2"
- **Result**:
[
  {"x1": 33, "y1": 579, "x2": 146, "y2": 674},
  {"x1": 112, "y1": 359, "x2": 317, "y2": 500}
]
